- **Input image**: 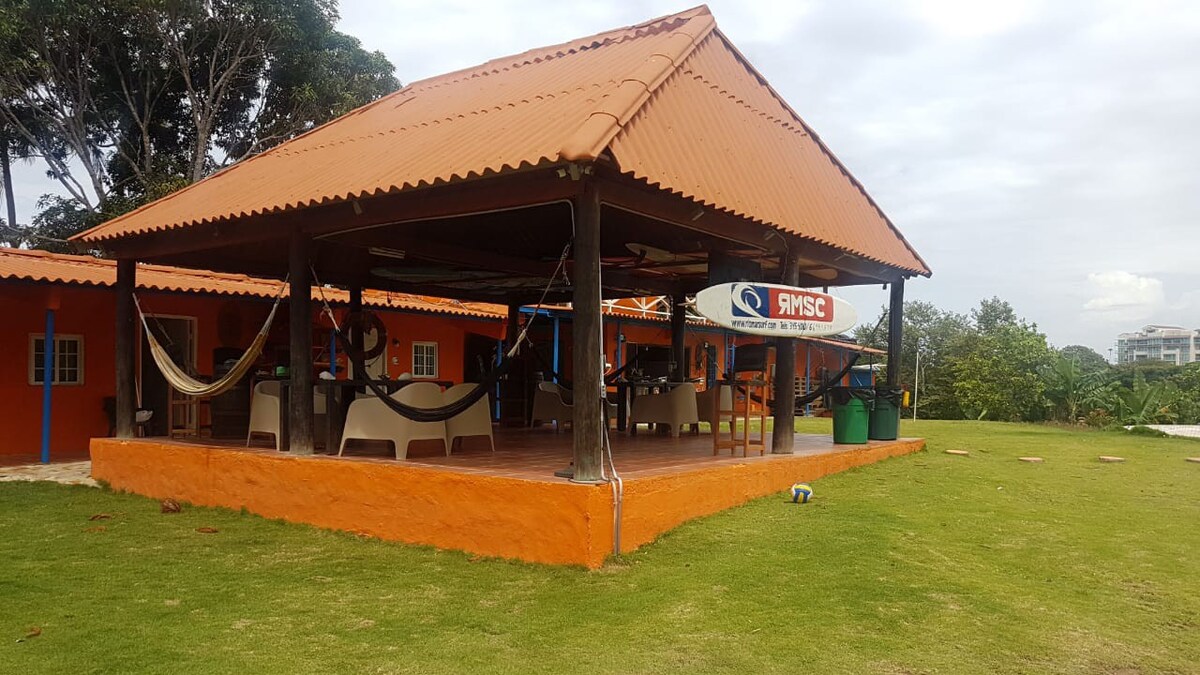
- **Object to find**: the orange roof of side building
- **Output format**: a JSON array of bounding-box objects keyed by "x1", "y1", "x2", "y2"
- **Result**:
[
  {"x1": 0, "y1": 247, "x2": 505, "y2": 320},
  {"x1": 73, "y1": 5, "x2": 929, "y2": 277}
]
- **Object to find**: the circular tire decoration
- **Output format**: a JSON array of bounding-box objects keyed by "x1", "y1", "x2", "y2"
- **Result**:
[{"x1": 343, "y1": 310, "x2": 387, "y2": 362}]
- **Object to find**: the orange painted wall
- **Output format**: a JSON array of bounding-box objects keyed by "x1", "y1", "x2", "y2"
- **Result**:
[
  {"x1": 372, "y1": 312, "x2": 504, "y2": 383},
  {"x1": 89, "y1": 436, "x2": 925, "y2": 567},
  {"x1": 90, "y1": 438, "x2": 612, "y2": 567},
  {"x1": 0, "y1": 281, "x2": 503, "y2": 461}
]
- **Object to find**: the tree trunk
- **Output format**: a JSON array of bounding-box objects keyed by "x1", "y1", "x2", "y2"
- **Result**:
[{"x1": 0, "y1": 130, "x2": 16, "y2": 227}]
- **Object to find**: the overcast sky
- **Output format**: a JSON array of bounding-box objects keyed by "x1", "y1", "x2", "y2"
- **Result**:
[{"x1": 8, "y1": 0, "x2": 1199, "y2": 356}]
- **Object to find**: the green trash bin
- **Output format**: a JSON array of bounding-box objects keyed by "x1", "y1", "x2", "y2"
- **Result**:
[
  {"x1": 869, "y1": 386, "x2": 903, "y2": 440},
  {"x1": 830, "y1": 387, "x2": 872, "y2": 444}
]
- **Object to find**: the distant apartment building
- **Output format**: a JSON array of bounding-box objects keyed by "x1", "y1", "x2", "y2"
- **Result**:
[{"x1": 1116, "y1": 325, "x2": 1200, "y2": 365}]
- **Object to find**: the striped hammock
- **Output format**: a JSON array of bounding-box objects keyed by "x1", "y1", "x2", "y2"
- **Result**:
[{"x1": 134, "y1": 280, "x2": 286, "y2": 398}]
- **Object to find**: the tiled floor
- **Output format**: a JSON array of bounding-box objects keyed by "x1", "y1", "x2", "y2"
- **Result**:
[
  {"x1": 338, "y1": 427, "x2": 919, "y2": 481},
  {"x1": 144, "y1": 427, "x2": 920, "y2": 482}
]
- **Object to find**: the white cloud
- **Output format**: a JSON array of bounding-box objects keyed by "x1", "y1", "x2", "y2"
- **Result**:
[{"x1": 1083, "y1": 271, "x2": 1165, "y2": 317}]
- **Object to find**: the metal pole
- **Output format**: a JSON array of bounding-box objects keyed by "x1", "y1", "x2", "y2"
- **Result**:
[
  {"x1": 913, "y1": 345, "x2": 920, "y2": 421},
  {"x1": 40, "y1": 309, "x2": 55, "y2": 464}
]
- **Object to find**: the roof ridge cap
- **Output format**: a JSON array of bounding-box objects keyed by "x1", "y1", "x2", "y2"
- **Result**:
[
  {"x1": 558, "y1": 12, "x2": 716, "y2": 162},
  {"x1": 406, "y1": 6, "x2": 713, "y2": 93}
]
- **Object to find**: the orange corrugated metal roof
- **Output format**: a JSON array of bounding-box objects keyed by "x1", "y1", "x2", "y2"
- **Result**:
[
  {"x1": 74, "y1": 5, "x2": 927, "y2": 276},
  {"x1": 0, "y1": 247, "x2": 505, "y2": 319}
]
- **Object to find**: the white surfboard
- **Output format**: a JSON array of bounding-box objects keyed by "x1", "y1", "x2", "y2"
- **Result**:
[{"x1": 692, "y1": 282, "x2": 858, "y2": 337}]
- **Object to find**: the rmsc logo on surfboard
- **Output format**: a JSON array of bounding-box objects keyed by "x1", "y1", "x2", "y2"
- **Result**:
[{"x1": 730, "y1": 283, "x2": 833, "y2": 322}]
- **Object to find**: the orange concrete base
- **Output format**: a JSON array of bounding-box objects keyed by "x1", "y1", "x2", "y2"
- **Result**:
[{"x1": 90, "y1": 436, "x2": 924, "y2": 568}]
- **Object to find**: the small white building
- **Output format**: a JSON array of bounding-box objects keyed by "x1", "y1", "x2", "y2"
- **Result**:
[{"x1": 1116, "y1": 325, "x2": 1200, "y2": 365}]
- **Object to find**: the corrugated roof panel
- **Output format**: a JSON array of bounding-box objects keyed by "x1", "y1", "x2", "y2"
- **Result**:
[
  {"x1": 609, "y1": 33, "x2": 927, "y2": 273},
  {"x1": 73, "y1": 5, "x2": 927, "y2": 276},
  {"x1": 0, "y1": 248, "x2": 505, "y2": 319}
]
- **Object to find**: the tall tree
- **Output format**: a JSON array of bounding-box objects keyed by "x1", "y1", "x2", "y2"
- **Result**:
[
  {"x1": 951, "y1": 299, "x2": 1054, "y2": 422},
  {"x1": 1058, "y1": 344, "x2": 1111, "y2": 374},
  {"x1": 0, "y1": 0, "x2": 397, "y2": 246}
]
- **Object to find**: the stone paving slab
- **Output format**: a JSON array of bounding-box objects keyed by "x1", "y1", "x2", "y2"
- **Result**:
[{"x1": 0, "y1": 461, "x2": 96, "y2": 487}]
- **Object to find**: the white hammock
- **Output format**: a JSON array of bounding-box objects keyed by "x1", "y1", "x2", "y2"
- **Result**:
[{"x1": 135, "y1": 280, "x2": 287, "y2": 398}]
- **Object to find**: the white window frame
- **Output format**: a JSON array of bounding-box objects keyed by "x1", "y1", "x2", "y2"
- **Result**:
[
  {"x1": 29, "y1": 334, "x2": 85, "y2": 386},
  {"x1": 412, "y1": 341, "x2": 439, "y2": 379}
]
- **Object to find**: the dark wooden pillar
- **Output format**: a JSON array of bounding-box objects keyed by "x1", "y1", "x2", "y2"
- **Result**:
[
  {"x1": 670, "y1": 298, "x2": 687, "y2": 382},
  {"x1": 289, "y1": 233, "x2": 314, "y2": 454},
  {"x1": 115, "y1": 259, "x2": 137, "y2": 438},
  {"x1": 571, "y1": 180, "x2": 604, "y2": 483},
  {"x1": 887, "y1": 277, "x2": 905, "y2": 388},
  {"x1": 772, "y1": 252, "x2": 801, "y2": 453},
  {"x1": 348, "y1": 285, "x2": 363, "y2": 377},
  {"x1": 506, "y1": 303, "x2": 522, "y2": 351}
]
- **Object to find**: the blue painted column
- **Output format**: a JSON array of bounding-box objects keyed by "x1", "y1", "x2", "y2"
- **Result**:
[
  {"x1": 551, "y1": 316, "x2": 561, "y2": 383},
  {"x1": 40, "y1": 309, "x2": 55, "y2": 464}
]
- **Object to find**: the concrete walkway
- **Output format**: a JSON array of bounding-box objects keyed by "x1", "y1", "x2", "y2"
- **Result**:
[
  {"x1": 1140, "y1": 425, "x2": 1200, "y2": 439},
  {"x1": 0, "y1": 461, "x2": 96, "y2": 487}
]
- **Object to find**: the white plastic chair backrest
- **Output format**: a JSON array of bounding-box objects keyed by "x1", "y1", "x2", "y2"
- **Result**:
[
  {"x1": 255, "y1": 380, "x2": 280, "y2": 397},
  {"x1": 444, "y1": 382, "x2": 481, "y2": 406},
  {"x1": 394, "y1": 381, "x2": 444, "y2": 407},
  {"x1": 671, "y1": 382, "x2": 698, "y2": 400},
  {"x1": 537, "y1": 381, "x2": 558, "y2": 395}
]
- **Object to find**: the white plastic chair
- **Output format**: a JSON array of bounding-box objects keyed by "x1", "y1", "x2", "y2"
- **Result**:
[
  {"x1": 696, "y1": 384, "x2": 733, "y2": 433},
  {"x1": 247, "y1": 381, "x2": 330, "y2": 450},
  {"x1": 444, "y1": 383, "x2": 495, "y2": 452},
  {"x1": 339, "y1": 381, "x2": 447, "y2": 459},
  {"x1": 629, "y1": 383, "x2": 700, "y2": 438},
  {"x1": 531, "y1": 381, "x2": 573, "y2": 432},
  {"x1": 247, "y1": 380, "x2": 280, "y2": 449}
]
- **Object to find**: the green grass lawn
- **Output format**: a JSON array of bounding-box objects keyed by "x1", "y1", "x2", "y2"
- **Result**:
[{"x1": 2, "y1": 421, "x2": 1198, "y2": 674}]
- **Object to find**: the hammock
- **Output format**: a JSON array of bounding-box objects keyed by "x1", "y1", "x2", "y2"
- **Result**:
[{"x1": 135, "y1": 279, "x2": 287, "y2": 398}]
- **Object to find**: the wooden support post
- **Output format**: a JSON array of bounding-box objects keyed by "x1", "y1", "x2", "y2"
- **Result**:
[
  {"x1": 115, "y1": 259, "x2": 137, "y2": 438},
  {"x1": 670, "y1": 298, "x2": 687, "y2": 382},
  {"x1": 348, "y1": 286, "x2": 363, "y2": 377},
  {"x1": 571, "y1": 180, "x2": 604, "y2": 483},
  {"x1": 887, "y1": 277, "x2": 905, "y2": 388},
  {"x1": 289, "y1": 233, "x2": 315, "y2": 455},
  {"x1": 772, "y1": 251, "x2": 802, "y2": 453}
]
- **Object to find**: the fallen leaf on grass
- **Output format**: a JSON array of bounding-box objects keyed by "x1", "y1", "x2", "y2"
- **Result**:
[
  {"x1": 160, "y1": 498, "x2": 181, "y2": 514},
  {"x1": 195, "y1": 527, "x2": 219, "y2": 534},
  {"x1": 84, "y1": 526, "x2": 107, "y2": 533},
  {"x1": 89, "y1": 513, "x2": 112, "y2": 521},
  {"x1": 25, "y1": 627, "x2": 41, "y2": 639}
]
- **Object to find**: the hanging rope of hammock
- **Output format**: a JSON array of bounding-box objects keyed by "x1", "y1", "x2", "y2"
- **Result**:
[
  {"x1": 310, "y1": 241, "x2": 570, "y2": 424},
  {"x1": 135, "y1": 277, "x2": 288, "y2": 398}
]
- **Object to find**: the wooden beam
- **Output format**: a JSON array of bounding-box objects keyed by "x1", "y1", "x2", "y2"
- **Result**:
[
  {"x1": 571, "y1": 179, "x2": 604, "y2": 483},
  {"x1": 115, "y1": 259, "x2": 136, "y2": 438},
  {"x1": 94, "y1": 168, "x2": 578, "y2": 261},
  {"x1": 595, "y1": 171, "x2": 912, "y2": 283},
  {"x1": 289, "y1": 233, "x2": 315, "y2": 454},
  {"x1": 887, "y1": 278, "x2": 905, "y2": 388},
  {"x1": 772, "y1": 252, "x2": 802, "y2": 454}
]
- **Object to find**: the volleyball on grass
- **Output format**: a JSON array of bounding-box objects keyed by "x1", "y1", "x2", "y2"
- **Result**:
[{"x1": 790, "y1": 483, "x2": 813, "y2": 504}]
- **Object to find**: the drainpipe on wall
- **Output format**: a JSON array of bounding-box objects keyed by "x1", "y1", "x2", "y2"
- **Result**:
[{"x1": 41, "y1": 308, "x2": 55, "y2": 464}]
